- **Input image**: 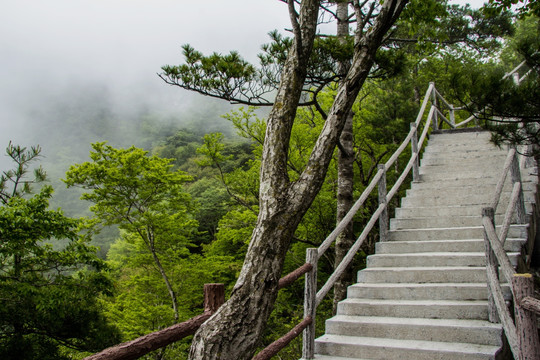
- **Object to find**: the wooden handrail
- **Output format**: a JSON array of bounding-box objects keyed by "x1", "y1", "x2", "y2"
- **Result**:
[
  {"x1": 482, "y1": 212, "x2": 516, "y2": 283},
  {"x1": 251, "y1": 317, "x2": 312, "y2": 360},
  {"x1": 278, "y1": 262, "x2": 313, "y2": 289},
  {"x1": 520, "y1": 296, "x2": 540, "y2": 314},
  {"x1": 499, "y1": 182, "x2": 522, "y2": 244},
  {"x1": 490, "y1": 148, "x2": 516, "y2": 211}
]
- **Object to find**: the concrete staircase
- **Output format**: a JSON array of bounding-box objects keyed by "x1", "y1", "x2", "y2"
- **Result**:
[{"x1": 313, "y1": 130, "x2": 538, "y2": 360}]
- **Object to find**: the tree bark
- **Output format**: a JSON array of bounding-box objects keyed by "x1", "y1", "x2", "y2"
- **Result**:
[
  {"x1": 188, "y1": 1, "x2": 408, "y2": 359},
  {"x1": 333, "y1": 0, "x2": 356, "y2": 314}
]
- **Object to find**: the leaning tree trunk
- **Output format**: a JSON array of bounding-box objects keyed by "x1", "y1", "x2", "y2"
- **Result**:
[{"x1": 188, "y1": 1, "x2": 408, "y2": 359}]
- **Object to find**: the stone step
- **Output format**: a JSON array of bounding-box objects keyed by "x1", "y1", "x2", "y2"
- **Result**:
[
  {"x1": 405, "y1": 182, "x2": 537, "y2": 198},
  {"x1": 423, "y1": 140, "x2": 504, "y2": 151},
  {"x1": 428, "y1": 130, "x2": 491, "y2": 140},
  {"x1": 420, "y1": 150, "x2": 507, "y2": 163},
  {"x1": 390, "y1": 215, "x2": 504, "y2": 230},
  {"x1": 395, "y1": 203, "x2": 533, "y2": 218},
  {"x1": 408, "y1": 174, "x2": 537, "y2": 190},
  {"x1": 419, "y1": 162, "x2": 505, "y2": 174},
  {"x1": 375, "y1": 239, "x2": 525, "y2": 254},
  {"x1": 315, "y1": 335, "x2": 500, "y2": 360},
  {"x1": 357, "y1": 266, "x2": 493, "y2": 284},
  {"x1": 399, "y1": 193, "x2": 510, "y2": 207},
  {"x1": 366, "y1": 251, "x2": 520, "y2": 268},
  {"x1": 313, "y1": 355, "x2": 369, "y2": 360},
  {"x1": 324, "y1": 315, "x2": 502, "y2": 346},
  {"x1": 387, "y1": 225, "x2": 527, "y2": 241},
  {"x1": 336, "y1": 298, "x2": 489, "y2": 320},
  {"x1": 347, "y1": 282, "x2": 511, "y2": 301},
  {"x1": 418, "y1": 169, "x2": 506, "y2": 182}
]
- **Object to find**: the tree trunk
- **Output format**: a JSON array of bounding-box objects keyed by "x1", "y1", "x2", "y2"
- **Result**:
[
  {"x1": 333, "y1": 0, "x2": 356, "y2": 314},
  {"x1": 188, "y1": 2, "x2": 408, "y2": 359},
  {"x1": 148, "y1": 230, "x2": 179, "y2": 322},
  {"x1": 333, "y1": 113, "x2": 355, "y2": 313}
]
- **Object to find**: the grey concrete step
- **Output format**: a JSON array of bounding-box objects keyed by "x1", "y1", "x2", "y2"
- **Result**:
[
  {"x1": 324, "y1": 315, "x2": 502, "y2": 346},
  {"x1": 357, "y1": 266, "x2": 493, "y2": 284},
  {"x1": 420, "y1": 150, "x2": 507, "y2": 163},
  {"x1": 387, "y1": 225, "x2": 527, "y2": 241},
  {"x1": 366, "y1": 251, "x2": 519, "y2": 268},
  {"x1": 315, "y1": 335, "x2": 500, "y2": 360},
  {"x1": 408, "y1": 174, "x2": 537, "y2": 190},
  {"x1": 418, "y1": 169, "x2": 505, "y2": 182},
  {"x1": 423, "y1": 141, "x2": 504, "y2": 151},
  {"x1": 375, "y1": 239, "x2": 525, "y2": 254},
  {"x1": 336, "y1": 298, "x2": 489, "y2": 320},
  {"x1": 419, "y1": 162, "x2": 505, "y2": 174},
  {"x1": 347, "y1": 282, "x2": 511, "y2": 301},
  {"x1": 390, "y1": 215, "x2": 501, "y2": 229},
  {"x1": 405, "y1": 182, "x2": 537, "y2": 198},
  {"x1": 395, "y1": 203, "x2": 533, "y2": 217},
  {"x1": 313, "y1": 355, "x2": 370, "y2": 360},
  {"x1": 399, "y1": 193, "x2": 508, "y2": 207},
  {"x1": 420, "y1": 154, "x2": 506, "y2": 166}
]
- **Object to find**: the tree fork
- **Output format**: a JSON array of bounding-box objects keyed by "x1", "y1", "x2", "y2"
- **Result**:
[{"x1": 188, "y1": 1, "x2": 408, "y2": 359}]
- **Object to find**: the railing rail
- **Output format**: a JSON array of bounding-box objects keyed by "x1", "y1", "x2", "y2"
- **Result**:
[{"x1": 481, "y1": 137, "x2": 540, "y2": 358}]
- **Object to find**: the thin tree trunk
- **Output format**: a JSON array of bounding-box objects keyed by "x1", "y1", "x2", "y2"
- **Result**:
[
  {"x1": 188, "y1": 2, "x2": 408, "y2": 359},
  {"x1": 333, "y1": 0, "x2": 356, "y2": 314},
  {"x1": 333, "y1": 111, "x2": 355, "y2": 313},
  {"x1": 147, "y1": 230, "x2": 179, "y2": 323}
]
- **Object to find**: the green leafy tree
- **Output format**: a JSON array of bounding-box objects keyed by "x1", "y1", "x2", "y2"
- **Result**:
[
  {"x1": 64, "y1": 142, "x2": 198, "y2": 322},
  {"x1": 0, "y1": 143, "x2": 119, "y2": 360}
]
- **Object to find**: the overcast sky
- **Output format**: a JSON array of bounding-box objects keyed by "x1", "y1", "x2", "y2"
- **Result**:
[{"x1": 0, "y1": 0, "x2": 488, "y2": 156}]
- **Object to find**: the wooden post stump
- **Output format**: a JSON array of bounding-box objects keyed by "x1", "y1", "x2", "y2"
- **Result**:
[
  {"x1": 204, "y1": 283, "x2": 225, "y2": 313},
  {"x1": 512, "y1": 274, "x2": 540, "y2": 360}
]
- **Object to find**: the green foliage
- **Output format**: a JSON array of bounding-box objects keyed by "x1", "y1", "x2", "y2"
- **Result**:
[
  {"x1": 0, "y1": 145, "x2": 119, "y2": 360},
  {"x1": 64, "y1": 142, "x2": 197, "y2": 245},
  {"x1": 0, "y1": 142, "x2": 46, "y2": 204},
  {"x1": 485, "y1": 0, "x2": 540, "y2": 18}
]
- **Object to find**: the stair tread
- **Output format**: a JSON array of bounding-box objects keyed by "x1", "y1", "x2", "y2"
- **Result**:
[
  {"x1": 316, "y1": 334, "x2": 500, "y2": 353},
  {"x1": 350, "y1": 282, "x2": 506, "y2": 288},
  {"x1": 341, "y1": 298, "x2": 488, "y2": 305},
  {"x1": 328, "y1": 315, "x2": 502, "y2": 329}
]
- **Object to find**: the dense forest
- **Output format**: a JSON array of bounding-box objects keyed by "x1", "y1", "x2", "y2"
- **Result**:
[{"x1": 1, "y1": 0, "x2": 539, "y2": 359}]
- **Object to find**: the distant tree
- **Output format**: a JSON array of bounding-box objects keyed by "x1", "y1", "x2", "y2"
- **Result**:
[
  {"x1": 64, "y1": 143, "x2": 198, "y2": 323},
  {"x1": 450, "y1": 15, "x2": 540, "y2": 151},
  {"x1": 0, "y1": 143, "x2": 119, "y2": 360}
]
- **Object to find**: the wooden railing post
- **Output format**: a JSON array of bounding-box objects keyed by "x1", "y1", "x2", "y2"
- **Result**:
[
  {"x1": 449, "y1": 106, "x2": 455, "y2": 127},
  {"x1": 430, "y1": 82, "x2": 438, "y2": 130},
  {"x1": 410, "y1": 122, "x2": 420, "y2": 182},
  {"x1": 378, "y1": 164, "x2": 389, "y2": 242},
  {"x1": 483, "y1": 207, "x2": 500, "y2": 323},
  {"x1": 302, "y1": 248, "x2": 318, "y2": 360},
  {"x1": 204, "y1": 283, "x2": 225, "y2": 313},
  {"x1": 510, "y1": 149, "x2": 527, "y2": 224},
  {"x1": 512, "y1": 273, "x2": 540, "y2": 360}
]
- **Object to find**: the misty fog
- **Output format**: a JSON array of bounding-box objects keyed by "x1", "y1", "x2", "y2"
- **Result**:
[
  {"x1": 0, "y1": 0, "x2": 291, "y2": 173},
  {"x1": 0, "y1": 0, "x2": 484, "y2": 199}
]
